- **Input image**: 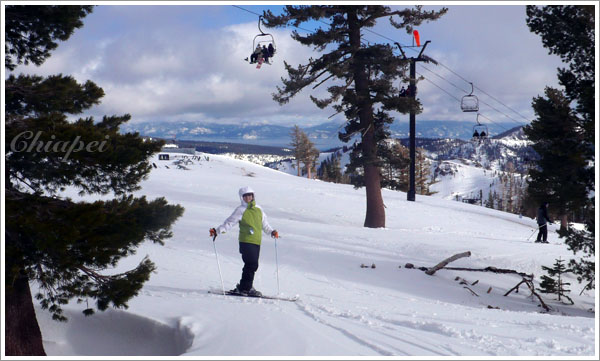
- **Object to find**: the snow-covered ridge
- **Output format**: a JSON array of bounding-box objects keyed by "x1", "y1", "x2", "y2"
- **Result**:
[
  {"x1": 218, "y1": 126, "x2": 535, "y2": 212},
  {"x1": 221, "y1": 152, "x2": 290, "y2": 165}
]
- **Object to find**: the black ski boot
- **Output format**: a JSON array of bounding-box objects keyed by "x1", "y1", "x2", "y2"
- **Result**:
[
  {"x1": 247, "y1": 288, "x2": 262, "y2": 297},
  {"x1": 231, "y1": 284, "x2": 248, "y2": 296}
]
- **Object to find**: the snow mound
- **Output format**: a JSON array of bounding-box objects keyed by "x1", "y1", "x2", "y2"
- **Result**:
[{"x1": 36, "y1": 306, "x2": 193, "y2": 356}]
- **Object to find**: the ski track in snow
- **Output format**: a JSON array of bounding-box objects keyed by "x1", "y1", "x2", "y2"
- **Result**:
[
  {"x1": 36, "y1": 153, "x2": 596, "y2": 357},
  {"x1": 294, "y1": 302, "x2": 396, "y2": 356}
]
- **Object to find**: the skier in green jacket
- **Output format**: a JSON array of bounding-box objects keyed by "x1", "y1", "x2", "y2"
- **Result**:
[{"x1": 210, "y1": 186, "x2": 278, "y2": 296}]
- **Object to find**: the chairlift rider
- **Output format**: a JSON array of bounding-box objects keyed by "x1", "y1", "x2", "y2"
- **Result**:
[
  {"x1": 399, "y1": 84, "x2": 415, "y2": 97},
  {"x1": 472, "y1": 113, "x2": 488, "y2": 141},
  {"x1": 245, "y1": 16, "x2": 276, "y2": 66}
]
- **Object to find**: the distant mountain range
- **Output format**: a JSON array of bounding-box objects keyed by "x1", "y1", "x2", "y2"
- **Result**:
[
  {"x1": 157, "y1": 124, "x2": 534, "y2": 210},
  {"x1": 397, "y1": 126, "x2": 535, "y2": 173},
  {"x1": 122, "y1": 120, "x2": 525, "y2": 149}
]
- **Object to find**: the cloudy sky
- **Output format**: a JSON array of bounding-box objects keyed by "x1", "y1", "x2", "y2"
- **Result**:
[{"x1": 9, "y1": 2, "x2": 567, "y2": 133}]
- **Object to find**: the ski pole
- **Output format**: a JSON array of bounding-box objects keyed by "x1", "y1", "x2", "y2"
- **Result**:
[
  {"x1": 527, "y1": 224, "x2": 543, "y2": 242},
  {"x1": 212, "y1": 234, "x2": 226, "y2": 295},
  {"x1": 274, "y1": 236, "x2": 280, "y2": 296}
]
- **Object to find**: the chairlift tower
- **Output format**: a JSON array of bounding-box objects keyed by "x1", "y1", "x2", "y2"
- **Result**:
[{"x1": 395, "y1": 39, "x2": 435, "y2": 202}]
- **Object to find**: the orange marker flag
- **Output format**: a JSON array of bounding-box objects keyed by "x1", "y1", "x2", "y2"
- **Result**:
[{"x1": 413, "y1": 30, "x2": 421, "y2": 47}]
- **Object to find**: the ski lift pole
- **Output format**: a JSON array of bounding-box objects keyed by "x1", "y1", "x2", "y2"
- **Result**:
[
  {"x1": 212, "y1": 234, "x2": 226, "y2": 295},
  {"x1": 396, "y1": 40, "x2": 432, "y2": 202}
]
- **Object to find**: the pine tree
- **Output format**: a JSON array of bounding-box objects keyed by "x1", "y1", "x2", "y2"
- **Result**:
[
  {"x1": 525, "y1": 5, "x2": 594, "y2": 231},
  {"x1": 505, "y1": 163, "x2": 515, "y2": 213},
  {"x1": 493, "y1": 191, "x2": 500, "y2": 211},
  {"x1": 486, "y1": 190, "x2": 494, "y2": 209},
  {"x1": 317, "y1": 158, "x2": 328, "y2": 180},
  {"x1": 5, "y1": 5, "x2": 94, "y2": 71},
  {"x1": 537, "y1": 257, "x2": 574, "y2": 304},
  {"x1": 526, "y1": 5, "x2": 595, "y2": 291},
  {"x1": 301, "y1": 132, "x2": 320, "y2": 179},
  {"x1": 523, "y1": 88, "x2": 588, "y2": 228},
  {"x1": 263, "y1": 5, "x2": 447, "y2": 227},
  {"x1": 415, "y1": 148, "x2": 431, "y2": 195},
  {"x1": 5, "y1": 6, "x2": 184, "y2": 355},
  {"x1": 563, "y1": 202, "x2": 595, "y2": 293},
  {"x1": 378, "y1": 140, "x2": 409, "y2": 192},
  {"x1": 289, "y1": 125, "x2": 304, "y2": 176},
  {"x1": 289, "y1": 125, "x2": 320, "y2": 178},
  {"x1": 328, "y1": 154, "x2": 344, "y2": 183}
]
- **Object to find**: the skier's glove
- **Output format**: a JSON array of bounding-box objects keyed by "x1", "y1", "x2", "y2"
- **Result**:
[
  {"x1": 209, "y1": 228, "x2": 217, "y2": 238},
  {"x1": 271, "y1": 230, "x2": 279, "y2": 239}
]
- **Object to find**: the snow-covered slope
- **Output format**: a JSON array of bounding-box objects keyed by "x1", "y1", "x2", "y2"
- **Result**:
[
  {"x1": 428, "y1": 158, "x2": 526, "y2": 203},
  {"x1": 430, "y1": 159, "x2": 495, "y2": 201},
  {"x1": 36, "y1": 153, "x2": 596, "y2": 357}
]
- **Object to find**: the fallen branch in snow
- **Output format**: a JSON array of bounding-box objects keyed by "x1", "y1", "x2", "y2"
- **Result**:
[
  {"x1": 504, "y1": 278, "x2": 527, "y2": 296},
  {"x1": 409, "y1": 254, "x2": 551, "y2": 311},
  {"x1": 442, "y1": 266, "x2": 533, "y2": 279},
  {"x1": 525, "y1": 279, "x2": 551, "y2": 312},
  {"x1": 463, "y1": 286, "x2": 479, "y2": 297},
  {"x1": 455, "y1": 276, "x2": 480, "y2": 286},
  {"x1": 579, "y1": 280, "x2": 594, "y2": 296},
  {"x1": 408, "y1": 259, "x2": 532, "y2": 281},
  {"x1": 425, "y1": 251, "x2": 471, "y2": 275},
  {"x1": 504, "y1": 277, "x2": 551, "y2": 312}
]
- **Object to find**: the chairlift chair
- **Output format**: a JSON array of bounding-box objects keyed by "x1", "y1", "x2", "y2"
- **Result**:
[
  {"x1": 247, "y1": 16, "x2": 276, "y2": 65},
  {"x1": 472, "y1": 114, "x2": 488, "y2": 141},
  {"x1": 461, "y1": 82, "x2": 479, "y2": 112}
]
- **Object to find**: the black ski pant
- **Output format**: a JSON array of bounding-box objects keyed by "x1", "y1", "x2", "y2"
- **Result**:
[
  {"x1": 239, "y1": 242, "x2": 260, "y2": 291},
  {"x1": 536, "y1": 224, "x2": 548, "y2": 243}
]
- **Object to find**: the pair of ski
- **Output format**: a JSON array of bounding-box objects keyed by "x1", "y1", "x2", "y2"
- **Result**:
[{"x1": 208, "y1": 289, "x2": 298, "y2": 302}]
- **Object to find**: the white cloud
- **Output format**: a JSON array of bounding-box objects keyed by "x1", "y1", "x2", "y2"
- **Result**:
[
  {"x1": 189, "y1": 127, "x2": 213, "y2": 135},
  {"x1": 243, "y1": 133, "x2": 258, "y2": 140},
  {"x1": 10, "y1": 4, "x2": 565, "y2": 131}
]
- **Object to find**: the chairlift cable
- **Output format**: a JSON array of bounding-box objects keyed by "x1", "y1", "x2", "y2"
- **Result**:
[
  {"x1": 418, "y1": 73, "x2": 462, "y2": 102},
  {"x1": 421, "y1": 64, "x2": 470, "y2": 94},
  {"x1": 231, "y1": 5, "x2": 531, "y2": 129},
  {"x1": 473, "y1": 85, "x2": 532, "y2": 122},
  {"x1": 365, "y1": 27, "x2": 532, "y2": 125},
  {"x1": 231, "y1": 5, "x2": 260, "y2": 17},
  {"x1": 477, "y1": 97, "x2": 527, "y2": 127},
  {"x1": 232, "y1": 5, "x2": 316, "y2": 35},
  {"x1": 435, "y1": 61, "x2": 532, "y2": 124},
  {"x1": 420, "y1": 65, "x2": 527, "y2": 127},
  {"x1": 392, "y1": 33, "x2": 533, "y2": 124},
  {"x1": 418, "y1": 73, "x2": 512, "y2": 134}
]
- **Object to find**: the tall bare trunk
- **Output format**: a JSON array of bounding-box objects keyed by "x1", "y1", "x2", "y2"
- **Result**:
[
  {"x1": 348, "y1": 9, "x2": 385, "y2": 228},
  {"x1": 362, "y1": 127, "x2": 386, "y2": 228},
  {"x1": 560, "y1": 214, "x2": 569, "y2": 232},
  {"x1": 5, "y1": 273, "x2": 46, "y2": 356}
]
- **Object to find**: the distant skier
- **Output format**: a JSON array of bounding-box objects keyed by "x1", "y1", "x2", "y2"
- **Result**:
[
  {"x1": 210, "y1": 186, "x2": 278, "y2": 296},
  {"x1": 535, "y1": 201, "x2": 552, "y2": 243}
]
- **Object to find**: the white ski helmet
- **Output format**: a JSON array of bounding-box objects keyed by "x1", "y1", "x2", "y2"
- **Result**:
[{"x1": 238, "y1": 186, "x2": 255, "y2": 203}]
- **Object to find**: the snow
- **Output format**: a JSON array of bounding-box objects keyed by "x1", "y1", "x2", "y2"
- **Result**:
[
  {"x1": 496, "y1": 133, "x2": 532, "y2": 149},
  {"x1": 265, "y1": 148, "x2": 352, "y2": 177},
  {"x1": 35, "y1": 153, "x2": 597, "y2": 357},
  {"x1": 222, "y1": 152, "x2": 290, "y2": 167},
  {"x1": 430, "y1": 159, "x2": 512, "y2": 202}
]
